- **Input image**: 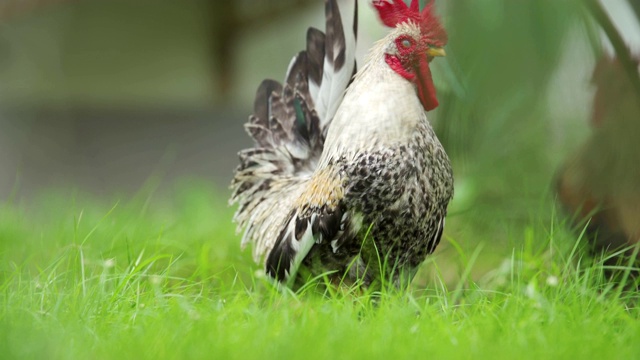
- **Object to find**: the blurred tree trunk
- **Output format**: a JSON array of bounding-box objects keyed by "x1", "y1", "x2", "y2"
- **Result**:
[
  {"x1": 210, "y1": 1, "x2": 236, "y2": 95},
  {"x1": 209, "y1": 0, "x2": 317, "y2": 100}
]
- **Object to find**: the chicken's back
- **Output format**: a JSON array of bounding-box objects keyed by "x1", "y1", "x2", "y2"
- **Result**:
[{"x1": 230, "y1": 0, "x2": 358, "y2": 263}]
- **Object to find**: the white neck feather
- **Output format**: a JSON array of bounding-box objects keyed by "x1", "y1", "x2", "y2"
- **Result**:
[{"x1": 319, "y1": 33, "x2": 428, "y2": 164}]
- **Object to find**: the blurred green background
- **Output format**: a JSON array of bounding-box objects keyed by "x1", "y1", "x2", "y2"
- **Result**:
[{"x1": 0, "y1": 0, "x2": 638, "y2": 275}]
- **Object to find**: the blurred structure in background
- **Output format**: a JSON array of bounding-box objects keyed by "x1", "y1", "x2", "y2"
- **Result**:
[{"x1": 0, "y1": 0, "x2": 361, "y2": 197}]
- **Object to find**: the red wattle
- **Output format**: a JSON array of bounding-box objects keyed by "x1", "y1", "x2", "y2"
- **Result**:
[
  {"x1": 385, "y1": 54, "x2": 415, "y2": 81},
  {"x1": 385, "y1": 54, "x2": 439, "y2": 112},
  {"x1": 416, "y1": 57, "x2": 438, "y2": 111}
]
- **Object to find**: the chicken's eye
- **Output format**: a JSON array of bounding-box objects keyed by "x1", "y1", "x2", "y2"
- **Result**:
[{"x1": 401, "y1": 39, "x2": 412, "y2": 48}]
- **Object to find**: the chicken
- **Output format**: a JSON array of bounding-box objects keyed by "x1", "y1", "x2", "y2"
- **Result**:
[
  {"x1": 556, "y1": 55, "x2": 640, "y2": 269},
  {"x1": 230, "y1": 0, "x2": 453, "y2": 288}
]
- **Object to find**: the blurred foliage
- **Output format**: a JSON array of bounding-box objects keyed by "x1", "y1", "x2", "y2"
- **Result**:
[
  {"x1": 439, "y1": 0, "x2": 580, "y2": 161},
  {"x1": 429, "y1": 0, "x2": 588, "y2": 236}
]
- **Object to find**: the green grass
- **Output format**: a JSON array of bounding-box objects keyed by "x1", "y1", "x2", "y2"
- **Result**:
[{"x1": 1, "y1": 180, "x2": 639, "y2": 359}]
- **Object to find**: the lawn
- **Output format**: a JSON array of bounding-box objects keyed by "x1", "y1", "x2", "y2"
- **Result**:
[{"x1": 1, "y1": 179, "x2": 639, "y2": 359}]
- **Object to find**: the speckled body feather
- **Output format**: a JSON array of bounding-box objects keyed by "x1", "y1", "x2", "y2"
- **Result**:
[
  {"x1": 296, "y1": 120, "x2": 452, "y2": 287},
  {"x1": 230, "y1": 0, "x2": 453, "y2": 288}
]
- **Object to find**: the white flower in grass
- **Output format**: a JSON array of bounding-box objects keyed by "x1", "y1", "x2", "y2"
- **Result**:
[
  {"x1": 149, "y1": 275, "x2": 162, "y2": 285},
  {"x1": 525, "y1": 282, "x2": 537, "y2": 298},
  {"x1": 546, "y1": 275, "x2": 559, "y2": 287},
  {"x1": 254, "y1": 269, "x2": 266, "y2": 279},
  {"x1": 103, "y1": 258, "x2": 115, "y2": 268},
  {"x1": 189, "y1": 310, "x2": 201, "y2": 321}
]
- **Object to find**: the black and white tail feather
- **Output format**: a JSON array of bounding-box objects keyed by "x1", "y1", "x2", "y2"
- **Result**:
[{"x1": 230, "y1": 0, "x2": 358, "y2": 281}]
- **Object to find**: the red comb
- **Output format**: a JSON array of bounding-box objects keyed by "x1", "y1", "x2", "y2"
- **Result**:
[{"x1": 373, "y1": 0, "x2": 448, "y2": 47}]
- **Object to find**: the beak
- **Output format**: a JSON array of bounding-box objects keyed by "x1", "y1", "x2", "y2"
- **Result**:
[{"x1": 426, "y1": 47, "x2": 446, "y2": 58}]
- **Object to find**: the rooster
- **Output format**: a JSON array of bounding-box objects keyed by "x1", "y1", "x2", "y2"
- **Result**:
[{"x1": 230, "y1": 0, "x2": 452, "y2": 288}]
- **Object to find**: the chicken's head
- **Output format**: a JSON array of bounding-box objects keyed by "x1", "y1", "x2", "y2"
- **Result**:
[{"x1": 373, "y1": 0, "x2": 447, "y2": 111}]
